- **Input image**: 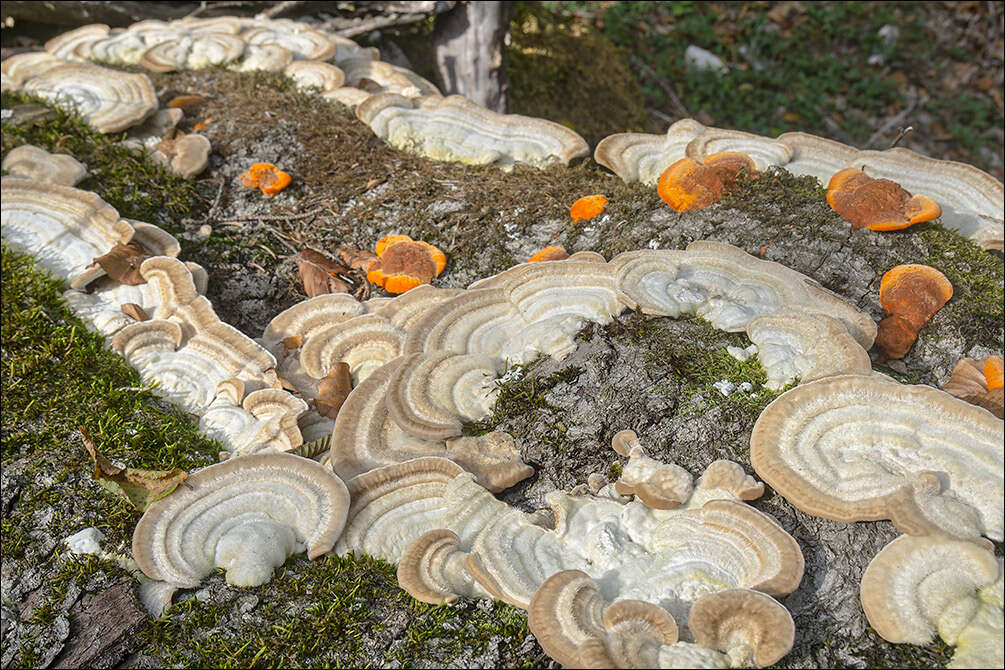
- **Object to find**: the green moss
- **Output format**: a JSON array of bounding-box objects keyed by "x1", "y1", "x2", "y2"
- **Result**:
[
  {"x1": 1, "y1": 91, "x2": 211, "y2": 230},
  {"x1": 1, "y1": 246, "x2": 220, "y2": 565},
  {"x1": 915, "y1": 223, "x2": 1004, "y2": 351},
  {"x1": 507, "y1": 4, "x2": 649, "y2": 147},
  {"x1": 140, "y1": 552, "x2": 542, "y2": 668},
  {"x1": 611, "y1": 312, "x2": 785, "y2": 421},
  {"x1": 1, "y1": 246, "x2": 220, "y2": 470},
  {"x1": 465, "y1": 360, "x2": 581, "y2": 437}
]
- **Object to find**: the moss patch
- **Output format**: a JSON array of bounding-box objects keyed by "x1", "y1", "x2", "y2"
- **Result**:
[
  {"x1": 138, "y1": 552, "x2": 544, "y2": 668},
  {"x1": 1, "y1": 91, "x2": 211, "y2": 231},
  {"x1": 507, "y1": 3, "x2": 649, "y2": 147}
]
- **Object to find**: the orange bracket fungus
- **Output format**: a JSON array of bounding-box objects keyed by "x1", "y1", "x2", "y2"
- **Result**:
[
  {"x1": 986, "y1": 356, "x2": 1004, "y2": 390},
  {"x1": 874, "y1": 264, "x2": 953, "y2": 359},
  {"x1": 366, "y1": 234, "x2": 446, "y2": 294},
  {"x1": 656, "y1": 152, "x2": 757, "y2": 212},
  {"x1": 826, "y1": 168, "x2": 941, "y2": 231},
  {"x1": 238, "y1": 162, "x2": 291, "y2": 196},
  {"x1": 528, "y1": 245, "x2": 570, "y2": 263},
  {"x1": 570, "y1": 195, "x2": 608, "y2": 223}
]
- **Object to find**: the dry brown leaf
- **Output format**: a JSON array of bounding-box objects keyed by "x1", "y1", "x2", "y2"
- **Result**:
[
  {"x1": 297, "y1": 247, "x2": 352, "y2": 298},
  {"x1": 120, "y1": 303, "x2": 150, "y2": 321},
  {"x1": 336, "y1": 245, "x2": 378, "y2": 272},
  {"x1": 92, "y1": 241, "x2": 150, "y2": 286},
  {"x1": 315, "y1": 362, "x2": 352, "y2": 419},
  {"x1": 80, "y1": 427, "x2": 187, "y2": 511}
]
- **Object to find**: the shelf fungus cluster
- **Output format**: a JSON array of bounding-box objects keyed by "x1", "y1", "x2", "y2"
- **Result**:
[
  {"x1": 751, "y1": 373, "x2": 1004, "y2": 667},
  {"x1": 4, "y1": 12, "x2": 1004, "y2": 670},
  {"x1": 595, "y1": 119, "x2": 1004, "y2": 250},
  {"x1": 356, "y1": 94, "x2": 590, "y2": 170},
  {"x1": 2, "y1": 52, "x2": 158, "y2": 133},
  {"x1": 362, "y1": 434, "x2": 803, "y2": 669}
]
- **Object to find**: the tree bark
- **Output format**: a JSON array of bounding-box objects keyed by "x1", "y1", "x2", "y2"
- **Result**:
[{"x1": 432, "y1": 1, "x2": 513, "y2": 113}]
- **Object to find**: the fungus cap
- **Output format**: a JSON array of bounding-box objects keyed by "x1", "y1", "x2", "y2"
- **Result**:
[
  {"x1": 750, "y1": 374, "x2": 1004, "y2": 541},
  {"x1": 396, "y1": 528, "x2": 490, "y2": 605},
  {"x1": 685, "y1": 128, "x2": 793, "y2": 171},
  {"x1": 875, "y1": 264, "x2": 953, "y2": 359},
  {"x1": 2, "y1": 145, "x2": 88, "y2": 186},
  {"x1": 367, "y1": 235, "x2": 446, "y2": 294},
  {"x1": 827, "y1": 168, "x2": 941, "y2": 231},
  {"x1": 656, "y1": 158, "x2": 724, "y2": 212},
  {"x1": 687, "y1": 588, "x2": 795, "y2": 668},
  {"x1": 593, "y1": 118, "x2": 707, "y2": 185},
  {"x1": 570, "y1": 195, "x2": 608, "y2": 222},
  {"x1": 357, "y1": 93, "x2": 589, "y2": 170},
  {"x1": 528, "y1": 246, "x2": 570, "y2": 263},
  {"x1": 18, "y1": 61, "x2": 158, "y2": 133},
  {"x1": 239, "y1": 162, "x2": 292, "y2": 196},
  {"x1": 849, "y1": 147, "x2": 1004, "y2": 250},
  {"x1": 132, "y1": 453, "x2": 350, "y2": 588},
  {"x1": 860, "y1": 534, "x2": 1000, "y2": 646}
]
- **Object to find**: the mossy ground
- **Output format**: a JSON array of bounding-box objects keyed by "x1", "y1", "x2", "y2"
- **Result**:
[
  {"x1": 562, "y1": 1, "x2": 1004, "y2": 178},
  {"x1": 2, "y1": 13, "x2": 1003, "y2": 668}
]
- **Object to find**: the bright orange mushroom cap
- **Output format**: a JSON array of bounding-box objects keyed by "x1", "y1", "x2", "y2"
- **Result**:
[
  {"x1": 984, "y1": 356, "x2": 1004, "y2": 390},
  {"x1": 528, "y1": 245, "x2": 570, "y2": 262},
  {"x1": 569, "y1": 195, "x2": 608, "y2": 223},
  {"x1": 239, "y1": 162, "x2": 292, "y2": 196},
  {"x1": 827, "y1": 168, "x2": 941, "y2": 231},
  {"x1": 657, "y1": 153, "x2": 758, "y2": 213},
  {"x1": 703, "y1": 151, "x2": 758, "y2": 187},
  {"x1": 366, "y1": 235, "x2": 446, "y2": 294},
  {"x1": 874, "y1": 264, "x2": 953, "y2": 359},
  {"x1": 657, "y1": 158, "x2": 723, "y2": 212}
]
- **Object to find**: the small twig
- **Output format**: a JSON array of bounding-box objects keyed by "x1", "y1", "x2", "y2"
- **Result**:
[
  {"x1": 867, "y1": 93, "x2": 927, "y2": 148},
  {"x1": 324, "y1": 12, "x2": 429, "y2": 38},
  {"x1": 184, "y1": 0, "x2": 258, "y2": 19},
  {"x1": 261, "y1": 0, "x2": 305, "y2": 18},
  {"x1": 259, "y1": 224, "x2": 300, "y2": 253},
  {"x1": 889, "y1": 126, "x2": 914, "y2": 149},
  {"x1": 630, "y1": 56, "x2": 690, "y2": 119},
  {"x1": 201, "y1": 179, "x2": 226, "y2": 222},
  {"x1": 184, "y1": 1, "x2": 209, "y2": 18},
  {"x1": 211, "y1": 208, "x2": 324, "y2": 224},
  {"x1": 646, "y1": 107, "x2": 676, "y2": 125}
]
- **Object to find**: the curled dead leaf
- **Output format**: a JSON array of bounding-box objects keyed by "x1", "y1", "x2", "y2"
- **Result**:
[
  {"x1": 297, "y1": 248, "x2": 353, "y2": 298},
  {"x1": 120, "y1": 303, "x2": 150, "y2": 321},
  {"x1": 315, "y1": 362, "x2": 352, "y2": 419},
  {"x1": 80, "y1": 427, "x2": 187, "y2": 511},
  {"x1": 92, "y1": 241, "x2": 151, "y2": 286}
]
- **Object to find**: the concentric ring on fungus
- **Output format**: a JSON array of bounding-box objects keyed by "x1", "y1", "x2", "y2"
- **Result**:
[{"x1": 4, "y1": 15, "x2": 1004, "y2": 669}]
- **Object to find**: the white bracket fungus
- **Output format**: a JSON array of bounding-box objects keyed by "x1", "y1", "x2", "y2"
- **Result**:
[
  {"x1": 284, "y1": 60, "x2": 346, "y2": 95},
  {"x1": 3, "y1": 56, "x2": 158, "y2": 133},
  {"x1": 0, "y1": 177, "x2": 133, "y2": 286},
  {"x1": 594, "y1": 118, "x2": 707, "y2": 185},
  {"x1": 2, "y1": 144, "x2": 88, "y2": 186},
  {"x1": 751, "y1": 374, "x2": 1005, "y2": 542},
  {"x1": 356, "y1": 93, "x2": 589, "y2": 170},
  {"x1": 132, "y1": 453, "x2": 350, "y2": 588},
  {"x1": 611, "y1": 242, "x2": 877, "y2": 349},
  {"x1": 861, "y1": 534, "x2": 1003, "y2": 669},
  {"x1": 745, "y1": 311, "x2": 872, "y2": 389}
]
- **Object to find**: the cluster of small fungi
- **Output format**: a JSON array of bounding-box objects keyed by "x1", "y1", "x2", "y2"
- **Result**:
[{"x1": 2, "y1": 13, "x2": 1003, "y2": 670}]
